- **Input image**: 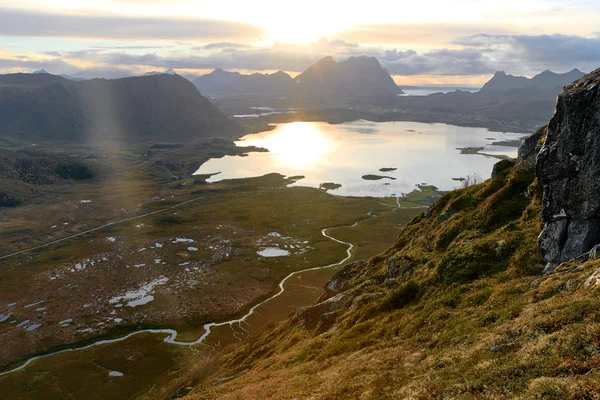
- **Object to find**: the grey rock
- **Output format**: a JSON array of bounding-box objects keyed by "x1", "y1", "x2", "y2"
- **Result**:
[
  {"x1": 565, "y1": 279, "x2": 580, "y2": 290},
  {"x1": 297, "y1": 292, "x2": 349, "y2": 330},
  {"x1": 584, "y1": 267, "x2": 600, "y2": 288},
  {"x1": 537, "y1": 68, "x2": 600, "y2": 264},
  {"x1": 517, "y1": 126, "x2": 546, "y2": 166},
  {"x1": 325, "y1": 260, "x2": 364, "y2": 296},
  {"x1": 490, "y1": 344, "x2": 506, "y2": 352},
  {"x1": 386, "y1": 257, "x2": 414, "y2": 281},
  {"x1": 437, "y1": 208, "x2": 456, "y2": 223}
]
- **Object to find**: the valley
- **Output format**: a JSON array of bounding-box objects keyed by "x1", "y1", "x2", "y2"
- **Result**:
[{"x1": 0, "y1": 134, "x2": 423, "y2": 398}]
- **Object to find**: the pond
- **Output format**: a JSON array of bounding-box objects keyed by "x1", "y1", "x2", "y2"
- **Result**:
[{"x1": 194, "y1": 120, "x2": 528, "y2": 197}]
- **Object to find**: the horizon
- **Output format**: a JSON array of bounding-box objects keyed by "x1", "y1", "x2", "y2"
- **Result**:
[{"x1": 0, "y1": 0, "x2": 598, "y2": 85}]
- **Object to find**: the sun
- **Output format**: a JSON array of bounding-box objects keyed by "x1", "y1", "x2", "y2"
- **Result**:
[{"x1": 257, "y1": 10, "x2": 351, "y2": 44}]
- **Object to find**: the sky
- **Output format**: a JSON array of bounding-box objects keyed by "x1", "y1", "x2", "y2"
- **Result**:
[{"x1": 0, "y1": 0, "x2": 599, "y2": 85}]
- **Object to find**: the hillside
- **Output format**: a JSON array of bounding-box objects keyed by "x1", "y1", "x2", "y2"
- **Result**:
[
  {"x1": 0, "y1": 74, "x2": 241, "y2": 142},
  {"x1": 0, "y1": 149, "x2": 94, "y2": 207},
  {"x1": 162, "y1": 69, "x2": 600, "y2": 399}
]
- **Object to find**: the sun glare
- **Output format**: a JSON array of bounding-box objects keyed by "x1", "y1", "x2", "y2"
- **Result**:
[{"x1": 244, "y1": 122, "x2": 334, "y2": 170}]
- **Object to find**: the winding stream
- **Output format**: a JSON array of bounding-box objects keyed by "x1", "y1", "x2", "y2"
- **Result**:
[{"x1": 0, "y1": 221, "x2": 360, "y2": 377}]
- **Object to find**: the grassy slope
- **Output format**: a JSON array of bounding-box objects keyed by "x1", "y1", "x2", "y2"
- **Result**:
[{"x1": 174, "y1": 156, "x2": 600, "y2": 399}]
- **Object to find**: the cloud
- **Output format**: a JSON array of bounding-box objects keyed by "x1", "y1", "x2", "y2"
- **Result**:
[
  {"x1": 0, "y1": 8, "x2": 265, "y2": 40},
  {"x1": 454, "y1": 33, "x2": 600, "y2": 74},
  {"x1": 338, "y1": 22, "x2": 520, "y2": 46},
  {"x1": 38, "y1": 39, "x2": 369, "y2": 74},
  {"x1": 200, "y1": 42, "x2": 251, "y2": 50},
  {"x1": 0, "y1": 56, "x2": 79, "y2": 73},
  {"x1": 381, "y1": 48, "x2": 494, "y2": 76}
]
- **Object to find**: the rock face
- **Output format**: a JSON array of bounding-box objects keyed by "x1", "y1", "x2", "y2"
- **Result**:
[{"x1": 537, "y1": 68, "x2": 600, "y2": 270}]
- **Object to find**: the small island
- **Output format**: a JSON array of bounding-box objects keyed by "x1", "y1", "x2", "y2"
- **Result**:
[
  {"x1": 320, "y1": 182, "x2": 342, "y2": 191},
  {"x1": 379, "y1": 167, "x2": 397, "y2": 172},
  {"x1": 362, "y1": 174, "x2": 396, "y2": 181}
]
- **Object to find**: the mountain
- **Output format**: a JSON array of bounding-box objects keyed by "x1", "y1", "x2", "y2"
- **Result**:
[
  {"x1": 479, "y1": 71, "x2": 531, "y2": 92},
  {"x1": 144, "y1": 69, "x2": 177, "y2": 76},
  {"x1": 294, "y1": 56, "x2": 404, "y2": 99},
  {"x1": 480, "y1": 68, "x2": 586, "y2": 93},
  {"x1": 177, "y1": 68, "x2": 600, "y2": 399},
  {"x1": 32, "y1": 69, "x2": 49, "y2": 75},
  {"x1": 529, "y1": 68, "x2": 585, "y2": 89},
  {"x1": 0, "y1": 73, "x2": 68, "y2": 88},
  {"x1": 194, "y1": 69, "x2": 294, "y2": 97},
  {"x1": 193, "y1": 56, "x2": 403, "y2": 99},
  {"x1": 193, "y1": 69, "x2": 243, "y2": 94},
  {"x1": 0, "y1": 73, "x2": 241, "y2": 142}
]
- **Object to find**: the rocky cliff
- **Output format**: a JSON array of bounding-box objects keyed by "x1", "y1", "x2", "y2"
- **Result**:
[{"x1": 537, "y1": 68, "x2": 600, "y2": 270}]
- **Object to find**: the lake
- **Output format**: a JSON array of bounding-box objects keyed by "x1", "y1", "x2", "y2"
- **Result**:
[
  {"x1": 398, "y1": 86, "x2": 479, "y2": 96},
  {"x1": 194, "y1": 120, "x2": 528, "y2": 197}
]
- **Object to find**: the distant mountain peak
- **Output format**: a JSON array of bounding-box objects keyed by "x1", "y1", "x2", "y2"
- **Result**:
[
  {"x1": 194, "y1": 55, "x2": 402, "y2": 98},
  {"x1": 481, "y1": 68, "x2": 586, "y2": 93},
  {"x1": 164, "y1": 69, "x2": 176, "y2": 75},
  {"x1": 32, "y1": 69, "x2": 49, "y2": 75}
]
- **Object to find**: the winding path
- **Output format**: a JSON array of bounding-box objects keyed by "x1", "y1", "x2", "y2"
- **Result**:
[{"x1": 0, "y1": 220, "x2": 361, "y2": 377}]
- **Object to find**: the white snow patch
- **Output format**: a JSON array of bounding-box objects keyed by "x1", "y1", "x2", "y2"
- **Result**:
[
  {"x1": 109, "y1": 371, "x2": 124, "y2": 377},
  {"x1": 26, "y1": 323, "x2": 41, "y2": 332},
  {"x1": 108, "y1": 277, "x2": 169, "y2": 308},
  {"x1": 172, "y1": 237, "x2": 195, "y2": 243},
  {"x1": 107, "y1": 236, "x2": 117, "y2": 242},
  {"x1": 187, "y1": 247, "x2": 198, "y2": 252},
  {"x1": 134, "y1": 264, "x2": 146, "y2": 268},
  {"x1": 24, "y1": 300, "x2": 44, "y2": 309},
  {"x1": 0, "y1": 313, "x2": 12, "y2": 322},
  {"x1": 257, "y1": 248, "x2": 290, "y2": 257}
]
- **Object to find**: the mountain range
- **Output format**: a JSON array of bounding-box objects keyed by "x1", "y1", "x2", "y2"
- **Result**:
[
  {"x1": 0, "y1": 73, "x2": 240, "y2": 142},
  {"x1": 479, "y1": 68, "x2": 585, "y2": 93},
  {"x1": 194, "y1": 56, "x2": 404, "y2": 99}
]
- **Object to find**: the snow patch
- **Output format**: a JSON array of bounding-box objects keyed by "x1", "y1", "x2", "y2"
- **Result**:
[{"x1": 108, "y1": 277, "x2": 169, "y2": 308}]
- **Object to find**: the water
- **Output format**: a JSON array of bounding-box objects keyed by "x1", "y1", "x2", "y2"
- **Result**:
[
  {"x1": 398, "y1": 86, "x2": 479, "y2": 96},
  {"x1": 194, "y1": 121, "x2": 528, "y2": 197},
  {"x1": 257, "y1": 247, "x2": 291, "y2": 257}
]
